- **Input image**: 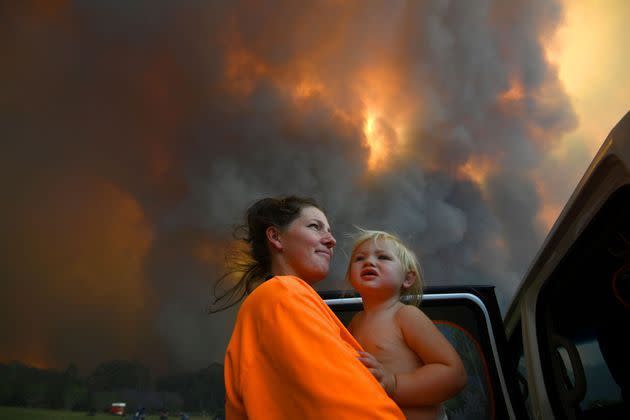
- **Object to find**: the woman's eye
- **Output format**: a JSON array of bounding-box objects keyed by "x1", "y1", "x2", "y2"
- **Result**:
[{"x1": 308, "y1": 223, "x2": 320, "y2": 230}]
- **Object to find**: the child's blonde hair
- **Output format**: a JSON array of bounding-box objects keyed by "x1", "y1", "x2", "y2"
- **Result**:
[{"x1": 345, "y1": 228, "x2": 424, "y2": 306}]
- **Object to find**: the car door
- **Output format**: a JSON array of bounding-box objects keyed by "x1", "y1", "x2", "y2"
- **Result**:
[{"x1": 504, "y1": 112, "x2": 630, "y2": 420}]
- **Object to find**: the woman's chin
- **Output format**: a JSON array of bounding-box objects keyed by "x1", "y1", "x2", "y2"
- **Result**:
[{"x1": 302, "y1": 268, "x2": 329, "y2": 284}]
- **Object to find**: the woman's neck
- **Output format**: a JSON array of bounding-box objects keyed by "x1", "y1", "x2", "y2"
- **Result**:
[{"x1": 270, "y1": 258, "x2": 296, "y2": 278}]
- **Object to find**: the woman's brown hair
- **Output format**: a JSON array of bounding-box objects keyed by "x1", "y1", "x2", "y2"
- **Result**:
[{"x1": 209, "y1": 195, "x2": 321, "y2": 312}]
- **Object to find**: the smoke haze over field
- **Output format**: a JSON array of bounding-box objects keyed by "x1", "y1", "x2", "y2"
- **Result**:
[{"x1": 2, "y1": 0, "x2": 623, "y2": 374}]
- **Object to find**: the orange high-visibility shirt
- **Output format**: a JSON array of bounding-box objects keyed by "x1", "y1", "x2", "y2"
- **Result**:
[{"x1": 224, "y1": 275, "x2": 404, "y2": 420}]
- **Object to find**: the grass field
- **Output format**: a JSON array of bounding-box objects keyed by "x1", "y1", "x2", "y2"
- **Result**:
[{"x1": 0, "y1": 406, "x2": 212, "y2": 420}]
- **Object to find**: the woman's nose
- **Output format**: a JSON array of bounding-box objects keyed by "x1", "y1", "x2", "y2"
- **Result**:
[{"x1": 323, "y1": 232, "x2": 336, "y2": 248}]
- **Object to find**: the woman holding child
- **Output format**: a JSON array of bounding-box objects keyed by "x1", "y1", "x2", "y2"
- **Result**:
[{"x1": 218, "y1": 195, "x2": 465, "y2": 419}]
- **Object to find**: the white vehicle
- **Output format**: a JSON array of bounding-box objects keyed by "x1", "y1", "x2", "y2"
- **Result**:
[
  {"x1": 110, "y1": 402, "x2": 126, "y2": 416},
  {"x1": 324, "y1": 111, "x2": 630, "y2": 419}
]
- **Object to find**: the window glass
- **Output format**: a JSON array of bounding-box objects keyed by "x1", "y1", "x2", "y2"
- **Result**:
[
  {"x1": 435, "y1": 322, "x2": 493, "y2": 420},
  {"x1": 574, "y1": 339, "x2": 622, "y2": 411}
]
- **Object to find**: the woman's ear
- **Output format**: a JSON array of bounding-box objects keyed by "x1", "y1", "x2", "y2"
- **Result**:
[
  {"x1": 403, "y1": 271, "x2": 416, "y2": 289},
  {"x1": 266, "y1": 226, "x2": 283, "y2": 251}
]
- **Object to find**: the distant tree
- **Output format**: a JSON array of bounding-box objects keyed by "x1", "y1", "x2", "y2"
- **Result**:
[
  {"x1": 0, "y1": 362, "x2": 91, "y2": 410},
  {"x1": 91, "y1": 391, "x2": 118, "y2": 412},
  {"x1": 64, "y1": 363, "x2": 79, "y2": 382},
  {"x1": 156, "y1": 363, "x2": 224, "y2": 412},
  {"x1": 62, "y1": 363, "x2": 88, "y2": 410},
  {"x1": 88, "y1": 360, "x2": 151, "y2": 392},
  {"x1": 0, "y1": 379, "x2": 11, "y2": 405},
  {"x1": 0, "y1": 362, "x2": 62, "y2": 408},
  {"x1": 24, "y1": 381, "x2": 49, "y2": 407},
  {"x1": 63, "y1": 383, "x2": 88, "y2": 410},
  {"x1": 85, "y1": 360, "x2": 151, "y2": 412},
  {"x1": 160, "y1": 391, "x2": 183, "y2": 411},
  {"x1": 0, "y1": 363, "x2": 15, "y2": 404},
  {"x1": 206, "y1": 363, "x2": 225, "y2": 412}
]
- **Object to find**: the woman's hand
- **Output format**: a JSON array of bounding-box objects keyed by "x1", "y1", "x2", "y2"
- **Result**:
[{"x1": 357, "y1": 350, "x2": 397, "y2": 396}]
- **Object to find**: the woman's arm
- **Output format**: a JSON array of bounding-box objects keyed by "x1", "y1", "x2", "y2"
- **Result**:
[{"x1": 391, "y1": 305, "x2": 467, "y2": 406}]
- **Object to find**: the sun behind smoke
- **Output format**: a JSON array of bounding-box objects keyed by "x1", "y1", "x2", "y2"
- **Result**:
[
  {"x1": 364, "y1": 112, "x2": 388, "y2": 171},
  {"x1": 362, "y1": 107, "x2": 405, "y2": 173}
]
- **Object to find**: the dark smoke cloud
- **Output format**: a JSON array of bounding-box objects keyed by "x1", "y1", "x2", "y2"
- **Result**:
[{"x1": 1, "y1": 0, "x2": 576, "y2": 372}]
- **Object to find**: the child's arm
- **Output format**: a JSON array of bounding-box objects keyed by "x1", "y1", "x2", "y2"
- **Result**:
[{"x1": 391, "y1": 305, "x2": 467, "y2": 406}]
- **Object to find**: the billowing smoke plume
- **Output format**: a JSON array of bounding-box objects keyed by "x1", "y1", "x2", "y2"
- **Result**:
[{"x1": 1, "y1": 0, "x2": 577, "y2": 372}]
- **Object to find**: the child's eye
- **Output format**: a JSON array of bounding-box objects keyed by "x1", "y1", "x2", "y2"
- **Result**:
[
  {"x1": 378, "y1": 255, "x2": 392, "y2": 260},
  {"x1": 308, "y1": 223, "x2": 320, "y2": 230},
  {"x1": 354, "y1": 255, "x2": 365, "y2": 262}
]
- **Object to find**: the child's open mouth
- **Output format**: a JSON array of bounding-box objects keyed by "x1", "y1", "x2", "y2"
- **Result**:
[{"x1": 360, "y1": 268, "x2": 378, "y2": 279}]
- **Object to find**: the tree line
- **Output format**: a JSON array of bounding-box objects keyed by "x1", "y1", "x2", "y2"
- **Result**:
[{"x1": 0, "y1": 360, "x2": 225, "y2": 414}]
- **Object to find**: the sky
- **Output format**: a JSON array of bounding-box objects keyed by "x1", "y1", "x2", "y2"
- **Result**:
[{"x1": 1, "y1": 0, "x2": 628, "y2": 375}]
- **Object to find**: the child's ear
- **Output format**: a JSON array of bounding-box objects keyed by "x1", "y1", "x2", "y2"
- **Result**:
[
  {"x1": 266, "y1": 226, "x2": 283, "y2": 251},
  {"x1": 403, "y1": 271, "x2": 416, "y2": 289}
]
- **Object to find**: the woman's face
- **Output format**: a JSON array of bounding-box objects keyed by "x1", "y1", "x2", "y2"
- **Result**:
[{"x1": 276, "y1": 206, "x2": 336, "y2": 283}]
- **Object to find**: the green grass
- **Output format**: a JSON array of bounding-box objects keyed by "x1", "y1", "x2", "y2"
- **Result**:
[
  {"x1": 0, "y1": 406, "x2": 212, "y2": 420},
  {"x1": 0, "y1": 406, "x2": 112, "y2": 420}
]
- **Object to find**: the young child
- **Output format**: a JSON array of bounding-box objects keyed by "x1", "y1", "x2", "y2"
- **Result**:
[{"x1": 347, "y1": 229, "x2": 467, "y2": 420}]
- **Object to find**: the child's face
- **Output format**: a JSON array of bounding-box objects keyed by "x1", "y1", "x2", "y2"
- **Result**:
[{"x1": 349, "y1": 238, "x2": 408, "y2": 298}]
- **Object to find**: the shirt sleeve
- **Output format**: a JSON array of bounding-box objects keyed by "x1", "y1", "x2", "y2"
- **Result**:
[{"x1": 236, "y1": 280, "x2": 404, "y2": 420}]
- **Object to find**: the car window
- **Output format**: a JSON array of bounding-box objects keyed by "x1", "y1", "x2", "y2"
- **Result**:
[
  {"x1": 434, "y1": 320, "x2": 494, "y2": 419},
  {"x1": 574, "y1": 338, "x2": 623, "y2": 411}
]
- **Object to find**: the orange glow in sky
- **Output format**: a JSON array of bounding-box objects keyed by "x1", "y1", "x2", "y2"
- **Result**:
[
  {"x1": 356, "y1": 64, "x2": 412, "y2": 173},
  {"x1": 537, "y1": 0, "x2": 630, "y2": 231},
  {"x1": 457, "y1": 155, "x2": 498, "y2": 193},
  {"x1": 500, "y1": 79, "x2": 525, "y2": 102},
  {"x1": 363, "y1": 111, "x2": 389, "y2": 171},
  {"x1": 195, "y1": 239, "x2": 230, "y2": 267},
  {"x1": 546, "y1": 0, "x2": 629, "y2": 155},
  {"x1": 2, "y1": 178, "x2": 157, "y2": 370},
  {"x1": 293, "y1": 79, "x2": 325, "y2": 100},
  {"x1": 225, "y1": 48, "x2": 269, "y2": 96},
  {"x1": 545, "y1": 0, "x2": 630, "y2": 156}
]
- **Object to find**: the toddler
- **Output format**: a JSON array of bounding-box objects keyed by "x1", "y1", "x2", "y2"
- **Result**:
[{"x1": 347, "y1": 229, "x2": 466, "y2": 420}]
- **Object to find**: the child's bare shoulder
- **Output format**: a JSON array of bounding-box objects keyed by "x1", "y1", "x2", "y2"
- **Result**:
[{"x1": 394, "y1": 304, "x2": 433, "y2": 328}]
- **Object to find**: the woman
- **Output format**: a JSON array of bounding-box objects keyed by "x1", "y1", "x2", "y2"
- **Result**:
[{"x1": 218, "y1": 196, "x2": 404, "y2": 419}]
